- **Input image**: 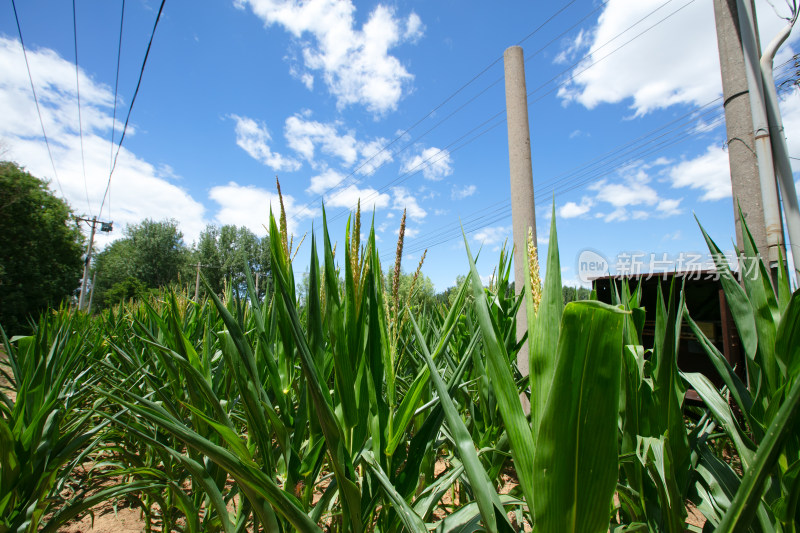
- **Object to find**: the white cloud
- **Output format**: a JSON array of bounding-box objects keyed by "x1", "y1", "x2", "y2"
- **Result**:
[
  {"x1": 392, "y1": 186, "x2": 426, "y2": 219},
  {"x1": 473, "y1": 225, "x2": 511, "y2": 246},
  {"x1": 657, "y1": 197, "x2": 683, "y2": 215},
  {"x1": 285, "y1": 115, "x2": 358, "y2": 164},
  {"x1": 404, "y1": 13, "x2": 424, "y2": 42},
  {"x1": 284, "y1": 113, "x2": 393, "y2": 174},
  {"x1": 402, "y1": 146, "x2": 453, "y2": 181},
  {"x1": 590, "y1": 176, "x2": 659, "y2": 207},
  {"x1": 0, "y1": 37, "x2": 207, "y2": 248},
  {"x1": 557, "y1": 0, "x2": 798, "y2": 116},
  {"x1": 451, "y1": 184, "x2": 476, "y2": 200},
  {"x1": 357, "y1": 138, "x2": 394, "y2": 175},
  {"x1": 668, "y1": 144, "x2": 732, "y2": 201},
  {"x1": 586, "y1": 161, "x2": 684, "y2": 221},
  {"x1": 324, "y1": 184, "x2": 390, "y2": 211},
  {"x1": 236, "y1": 0, "x2": 422, "y2": 114},
  {"x1": 559, "y1": 196, "x2": 593, "y2": 218},
  {"x1": 554, "y1": 29, "x2": 587, "y2": 65},
  {"x1": 209, "y1": 181, "x2": 316, "y2": 237},
  {"x1": 231, "y1": 115, "x2": 301, "y2": 171},
  {"x1": 307, "y1": 168, "x2": 346, "y2": 195}
]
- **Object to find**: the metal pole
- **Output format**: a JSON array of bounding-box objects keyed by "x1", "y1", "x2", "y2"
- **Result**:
[
  {"x1": 504, "y1": 45, "x2": 536, "y2": 394},
  {"x1": 759, "y1": 11, "x2": 800, "y2": 284},
  {"x1": 714, "y1": 0, "x2": 771, "y2": 260},
  {"x1": 87, "y1": 271, "x2": 97, "y2": 313},
  {"x1": 194, "y1": 262, "x2": 201, "y2": 301},
  {"x1": 736, "y1": 0, "x2": 785, "y2": 273},
  {"x1": 78, "y1": 217, "x2": 97, "y2": 310}
]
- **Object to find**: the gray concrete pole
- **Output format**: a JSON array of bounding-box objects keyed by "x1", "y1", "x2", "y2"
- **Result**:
[
  {"x1": 714, "y1": 0, "x2": 771, "y2": 261},
  {"x1": 87, "y1": 271, "x2": 97, "y2": 314},
  {"x1": 504, "y1": 45, "x2": 536, "y2": 386},
  {"x1": 194, "y1": 262, "x2": 201, "y2": 301}
]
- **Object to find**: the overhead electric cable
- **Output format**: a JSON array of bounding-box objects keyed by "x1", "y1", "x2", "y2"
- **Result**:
[
  {"x1": 287, "y1": 0, "x2": 583, "y2": 224},
  {"x1": 317, "y1": 0, "x2": 692, "y2": 224},
  {"x1": 73, "y1": 0, "x2": 92, "y2": 215},
  {"x1": 99, "y1": 0, "x2": 166, "y2": 219},
  {"x1": 525, "y1": 0, "x2": 695, "y2": 106},
  {"x1": 398, "y1": 68, "x2": 797, "y2": 258},
  {"x1": 107, "y1": 0, "x2": 126, "y2": 221},
  {"x1": 11, "y1": 0, "x2": 65, "y2": 197}
]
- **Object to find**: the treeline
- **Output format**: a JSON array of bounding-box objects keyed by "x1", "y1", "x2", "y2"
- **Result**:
[{"x1": 92, "y1": 221, "x2": 271, "y2": 308}]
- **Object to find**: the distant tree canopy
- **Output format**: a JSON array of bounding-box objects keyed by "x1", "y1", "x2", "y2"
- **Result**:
[
  {"x1": 0, "y1": 161, "x2": 84, "y2": 334},
  {"x1": 388, "y1": 270, "x2": 437, "y2": 312},
  {"x1": 92, "y1": 219, "x2": 191, "y2": 307},
  {"x1": 92, "y1": 221, "x2": 270, "y2": 308},
  {"x1": 194, "y1": 224, "x2": 270, "y2": 299},
  {"x1": 563, "y1": 285, "x2": 591, "y2": 305}
]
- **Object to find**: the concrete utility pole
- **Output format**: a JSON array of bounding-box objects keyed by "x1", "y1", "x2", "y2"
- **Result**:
[
  {"x1": 77, "y1": 216, "x2": 113, "y2": 311},
  {"x1": 714, "y1": 0, "x2": 772, "y2": 261},
  {"x1": 194, "y1": 262, "x2": 203, "y2": 301},
  {"x1": 87, "y1": 271, "x2": 97, "y2": 314},
  {"x1": 504, "y1": 45, "x2": 536, "y2": 387}
]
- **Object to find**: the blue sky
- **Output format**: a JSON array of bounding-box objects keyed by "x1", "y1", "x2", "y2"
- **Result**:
[{"x1": 2, "y1": 0, "x2": 799, "y2": 291}]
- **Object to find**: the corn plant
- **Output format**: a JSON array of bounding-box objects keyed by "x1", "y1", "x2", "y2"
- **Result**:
[
  {"x1": 682, "y1": 217, "x2": 800, "y2": 532},
  {"x1": 0, "y1": 310, "x2": 150, "y2": 533}
]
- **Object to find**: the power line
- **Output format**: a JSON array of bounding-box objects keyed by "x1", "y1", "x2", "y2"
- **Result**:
[
  {"x1": 526, "y1": 0, "x2": 695, "y2": 106},
  {"x1": 10, "y1": 0, "x2": 65, "y2": 198},
  {"x1": 286, "y1": 0, "x2": 583, "y2": 225},
  {"x1": 99, "y1": 0, "x2": 166, "y2": 219},
  {"x1": 73, "y1": 0, "x2": 91, "y2": 216},
  {"x1": 391, "y1": 96, "x2": 740, "y2": 259},
  {"x1": 315, "y1": 0, "x2": 696, "y2": 226},
  {"x1": 107, "y1": 0, "x2": 126, "y2": 222}
]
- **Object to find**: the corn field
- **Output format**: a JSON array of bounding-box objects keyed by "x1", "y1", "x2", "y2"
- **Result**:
[{"x1": 1, "y1": 203, "x2": 799, "y2": 533}]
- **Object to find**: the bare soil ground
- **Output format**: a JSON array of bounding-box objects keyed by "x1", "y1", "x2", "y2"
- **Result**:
[{"x1": 58, "y1": 503, "x2": 143, "y2": 533}]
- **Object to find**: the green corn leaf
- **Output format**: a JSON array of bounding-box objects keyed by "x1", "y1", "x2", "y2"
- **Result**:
[
  {"x1": 386, "y1": 275, "x2": 470, "y2": 455},
  {"x1": 362, "y1": 450, "x2": 427, "y2": 533},
  {"x1": 697, "y1": 218, "x2": 758, "y2": 361},
  {"x1": 681, "y1": 372, "x2": 755, "y2": 469},
  {"x1": 413, "y1": 462, "x2": 465, "y2": 520},
  {"x1": 268, "y1": 214, "x2": 363, "y2": 532},
  {"x1": 533, "y1": 300, "x2": 626, "y2": 533},
  {"x1": 529, "y1": 203, "x2": 563, "y2": 435},
  {"x1": 40, "y1": 481, "x2": 163, "y2": 533},
  {"x1": 462, "y1": 229, "x2": 536, "y2": 517},
  {"x1": 717, "y1": 371, "x2": 800, "y2": 531},
  {"x1": 652, "y1": 281, "x2": 691, "y2": 492},
  {"x1": 101, "y1": 390, "x2": 319, "y2": 532},
  {"x1": 430, "y1": 496, "x2": 524, "y2": 533},
  {"x1": 408, "y1": 312, "x2": 509, "y2": 533},
  {"x1": 683, "y1": 308, "x2": 753, "y2": 417},
  {"x1": 776, "y1": 290, "x2": 800, "y2": 380},
  {"x1": 739, "y1": 213, "x2": 780, "y2": 394}
]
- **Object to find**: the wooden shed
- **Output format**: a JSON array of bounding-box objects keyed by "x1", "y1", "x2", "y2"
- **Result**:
[{"x1": 591, "y1": 271, "x2": 746, "y2": 399}]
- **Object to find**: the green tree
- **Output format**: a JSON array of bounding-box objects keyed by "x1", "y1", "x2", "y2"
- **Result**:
[
  {"x1": 389, "y1": 269, "x2": 437, "y2": 312},
  {"x1": 128, "y1": 219, "x2": 189, "y2": 288},
  {"x1": 0, "y1": 161, "x2": 84, "y2": 334},
  {"x1": 562, "y1": 285, "x2": 591, "y2": 305},
  {"x1": 194, "y1": 224, "x2": 270, "y2": 299},
  {"x1": 92, "y1": 219, "x2": 190, "y2": 307}
]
